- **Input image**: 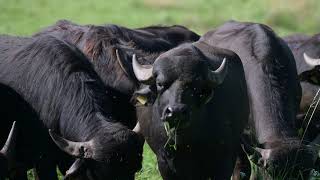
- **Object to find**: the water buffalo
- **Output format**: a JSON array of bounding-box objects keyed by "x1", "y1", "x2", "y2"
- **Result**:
[
  {"x1": 201, "y1": 21, "x2": 318, "y2": 179},
  {"x1": 131, "y1": 40, "x2": 249, "y2": 179},
  {"x1": 284, "y1": 33, "x2": 320, "y2": 141},
  {"x1": 33, "y1": 19, "x2": 200, "y2": 130},
  {"x1": 0, "y1": 35, "x2": 143, "y2": 179},
  {"x1": 34, "y1": 20, "x2": 200, "y2": 93},
  {"x1": 0, "y1": 20, "x2": 199, "y2": 179},
  {"x1": 32, "y1": 20, "x2": 201, "y2": 178}
]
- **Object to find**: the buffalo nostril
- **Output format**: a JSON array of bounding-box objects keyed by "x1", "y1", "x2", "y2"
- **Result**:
[{"x1": 165, "y1": 106, "x2": 173, "y2": 118}]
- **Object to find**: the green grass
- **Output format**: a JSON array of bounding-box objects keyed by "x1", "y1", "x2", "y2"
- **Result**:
[
  {"x1": 136, "y1": 144, "x2": 161, "y2": 180},
  {"x1": 1, "y1": 0, "x2": 320, "y2": 179},
  {"x1": 1, "y1": 0, "x2": 320, "y2": 36}
]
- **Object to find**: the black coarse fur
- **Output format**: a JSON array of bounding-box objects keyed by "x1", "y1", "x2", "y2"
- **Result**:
[
  {"x1": 34, "y1": 20, "x2": 200, "y2": 94},
  {"x1": 135, "y1": 25, "x2": 201, "y2": 47},
  {"x1": 284, "y1": 34, "x2": 320, "y2": 142},
  {"x1": 33, "y1": 20, "x2": 200, "y2": 131},
  {"x1": 136, "y1": 41, "x2": 249, "y2": 179},
  {"x1": 0, "y1": 35, "x2": 143, "y2": 180},
  {"x1": 0, "y1": 153, "x2": 8, "y2": 179},
  {"x1": 201, "y1": 21, "x2": 314, "y2": 179}
]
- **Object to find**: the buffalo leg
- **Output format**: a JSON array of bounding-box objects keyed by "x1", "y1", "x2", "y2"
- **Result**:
[
  {"x1": 232, "y1": 148, "x2": 251, "y2": 180},
  {"x1": 211, "y1": 149, "x2": 238, "y2": 180},
  {"x1": 9, "y1": 168, "x2": 28, "y2": 180},
  {"x1": 157, "y1": 156, "x2": 180, "y2": 180}
]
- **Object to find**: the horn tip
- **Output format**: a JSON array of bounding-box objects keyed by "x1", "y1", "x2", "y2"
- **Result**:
[
  {"x1": 132, "y1": 54, "x2": 137, "y2": 63},
  {"x1": 115, "y1": 49, "x2": 120, "y2": 57},
  {"x1": 10, "y1": 121, "x2": 17, "y2": 132},
  {"x1": 48, "y1": 129, "x2": 58, "y2": 140}
]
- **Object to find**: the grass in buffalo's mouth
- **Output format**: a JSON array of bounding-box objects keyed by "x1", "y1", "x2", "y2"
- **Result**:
[{"x1": 163, "y1": 118, "x2": 181, "y2": 151}]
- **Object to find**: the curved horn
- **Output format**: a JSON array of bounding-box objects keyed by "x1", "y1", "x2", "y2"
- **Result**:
[
  {"x1": 49, "y1": 130, "x2": 93, "y2": 159},
  {"x1": 132, "y1": 54, "x2": 153, "y2": 82},
  {"x1": 115, "y1": 49, "x2": 130, "y2": 77},
  {"x1": 132, "y1": 121, "x2": 141, "y2": 133},
  {"x1": 304, "y1": 53, "x2": 320, "y2": 67},
  {"x1": 208, "y1": 58, "x2": 228, "y2": 85},
  {"x1": 1, "y1": 121, "x2": 17, "y2": 157}
]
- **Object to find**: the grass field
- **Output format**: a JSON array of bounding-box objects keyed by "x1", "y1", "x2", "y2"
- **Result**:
[{"x1": 1, "y1": 0, "x2": 320, "y2": 179}]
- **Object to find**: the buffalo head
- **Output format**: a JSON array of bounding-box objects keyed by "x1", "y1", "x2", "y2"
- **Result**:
[
  {"x1": 299, "y1": 53, "x2": 320, "y2": 85},
  {"x1": 132, "y1": 44, "x2": 228, "y2": 148},
  {"x1": 49, "y1": 121, "x2": 143, "y2": 180},
  {"x1": 242, "y1": 137, "x2": 319, "y2": 179}
]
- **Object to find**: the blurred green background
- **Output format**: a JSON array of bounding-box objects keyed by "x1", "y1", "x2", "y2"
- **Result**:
[
  {"x1": 1, "y1": 0, "x2": 319, "y2": 36},
  {"x1": 1, "y1": 0, "x2": 319, "y2": 179}
]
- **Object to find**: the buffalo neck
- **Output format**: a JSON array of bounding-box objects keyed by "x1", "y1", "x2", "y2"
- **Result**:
[{"x1": 247, "y1": 66, "x2": 298, "y2": 145}]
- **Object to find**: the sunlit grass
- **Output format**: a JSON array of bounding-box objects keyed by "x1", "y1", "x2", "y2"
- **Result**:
[{"x1": 135, "y1": 144, "x2": 162, "y2": 180}]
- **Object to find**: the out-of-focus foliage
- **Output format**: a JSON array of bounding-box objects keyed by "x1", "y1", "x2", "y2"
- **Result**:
[{"x1": 0, "y1": 0, "x2": 319, "y2": 36}]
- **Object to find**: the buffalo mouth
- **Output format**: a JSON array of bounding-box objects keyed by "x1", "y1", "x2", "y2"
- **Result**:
[
  {"x1": 163, "y1": 117, "x2": 191, "y2": 150},
  {"x1": 244, "y1": 141, "x2": 317, "y2": 179}
]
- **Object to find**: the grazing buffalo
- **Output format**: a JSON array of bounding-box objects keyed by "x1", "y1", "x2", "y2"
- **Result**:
[
  {"x1": 284, "y1": 34, "x2": 320, "y2": 141},
  {"x1": 201, "y1": 21, "x2": 318, "y2": 179},
  {"x1": 0, "y1": 20, "x2": 199, "y2": 179},
  {"x1": 132, "y1": 40, "x2": 249, "y2": 179},
  {"x1": 33, "y1": 20, "x2": 200, "y2": 129},
  {"x1": 0, "y1": 122, "x2": 17, "y2": 179},
  {"x1": 0, "y1": 35, "x2": 143, "y2": 179}
]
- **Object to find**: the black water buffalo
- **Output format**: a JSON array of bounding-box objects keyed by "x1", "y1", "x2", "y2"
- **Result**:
[
  {"x1": 0, "y1": 35, "x2": 143, "y2": 179},
  {"x1": 284, "y1": 34, "x2": 320, "y2": 141},
  {"x1": 0, "y1": 20, "x2": 199, "y2": 179},
  {"x1": 0, "y1": 122, "x2": 17, "y2": 179},
  {"x1": 33, "y1": 20, "x2": 200, "y2": 129},
  {"x1": 201, "y1": 21, "x2": 318, "y2": 179},
  {"x1": 131, "y1": 39, "x2": 249, "y2": 179}
]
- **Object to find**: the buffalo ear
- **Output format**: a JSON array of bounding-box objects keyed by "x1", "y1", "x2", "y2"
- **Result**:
[
  {"x1": 299, "y1": 69, "x2": 320, "y2": 85},
  {"x1": 132, "y1": 85, "x2": 156, "y2": 106}
]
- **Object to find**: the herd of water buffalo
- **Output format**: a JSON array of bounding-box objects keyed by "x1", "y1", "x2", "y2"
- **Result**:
[{"x1": 0, "y1": 19, "x2": 320, "y2": 180}]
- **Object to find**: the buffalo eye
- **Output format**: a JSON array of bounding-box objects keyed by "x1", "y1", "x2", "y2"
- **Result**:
[
  {"x1": 157, "y1": 82, "x2": 167, "y2": 92},
  {"x1": 196, "y1": 86, "x2": 214, "y2": 104}
]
